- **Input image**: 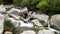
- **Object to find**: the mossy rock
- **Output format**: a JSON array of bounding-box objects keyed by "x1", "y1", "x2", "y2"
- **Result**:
[{"x1": 3, "y1": 18, "x2": 19, "y2": 34}]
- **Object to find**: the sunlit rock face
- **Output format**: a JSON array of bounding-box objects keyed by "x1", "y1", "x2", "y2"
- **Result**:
[
  {"x1": 0, "y1": 14, "x2": 4, "y2": 34},
  {"x1": 38, "y1": 29, "x2": 54, "y2": 34},
  {"x1": 20, "y1": 30, "x2": 35, "y2": 34},
  {"x1": 51, "y1": 14, "x2": 60, "y2": 30}
]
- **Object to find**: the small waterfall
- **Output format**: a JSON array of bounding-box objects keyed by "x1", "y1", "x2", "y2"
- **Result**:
[
  {"x1": 47, "y1": 19, "x2": 60, "y2": 34},
  {"x1": 48, "y1": 21, "x2": 50, "y2": 29}
]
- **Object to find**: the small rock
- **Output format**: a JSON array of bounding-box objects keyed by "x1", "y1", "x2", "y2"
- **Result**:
[
  {"x1": 4, "y1": 31, "x2": 12, "y2": 34},
  {"x1": 38, "y1": 29, "x2": 54, "y2": 34},
  {"x1": 20, "y1": 30, "x2": 35, "y2": 34}
]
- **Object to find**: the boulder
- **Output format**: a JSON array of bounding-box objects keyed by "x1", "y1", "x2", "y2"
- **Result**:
[
  {"x1": 31, "y1": 13, "x2": 49, "y2": 24},
  {"x1": 8, "y1": 8, "x2": 20, "y2": 19},
  {"x1": 51, "y1": 14, "x2": 60, "y2": 30},
  {"x1": 20, "y1": 30, "x2": 35, "y2": 34}
]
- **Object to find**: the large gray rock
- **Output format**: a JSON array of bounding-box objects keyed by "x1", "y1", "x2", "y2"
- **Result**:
[
  {"x1": 38, "y1": 29, "x2": 54, "y2": 34},
  {"x1": 51, "y1": 14, "x2": 60, "y2": 30},
  {"x1": 0, "y1": 14, "x2": 4, "y2": 34},
  {"x1": 31, "y1": 13, "x2": 49, "y2": 24},
  {"x1": 20, "y1": 30, "x2": 35, "y2": 34},
  {"x1": 8, "y1": 8, "x2": 20, "y2": 19}
]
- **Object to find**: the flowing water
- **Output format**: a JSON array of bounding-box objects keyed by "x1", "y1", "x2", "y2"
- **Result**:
[{"x1": 47, "y1": 20, "x2": 60, "y2": 34}]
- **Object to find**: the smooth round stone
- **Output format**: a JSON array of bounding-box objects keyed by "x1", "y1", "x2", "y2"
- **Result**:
[
  {"x1": 20, "y1": 30, "x2": 35, "y2": 34},
  {"x1": 4, "y1": 31, "x2": 12, "y2": 34}
]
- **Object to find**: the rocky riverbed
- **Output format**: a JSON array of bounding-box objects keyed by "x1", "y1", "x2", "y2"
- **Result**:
[{"x1": 0, "y1": 5, "x2": 60, "y2": 34}]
